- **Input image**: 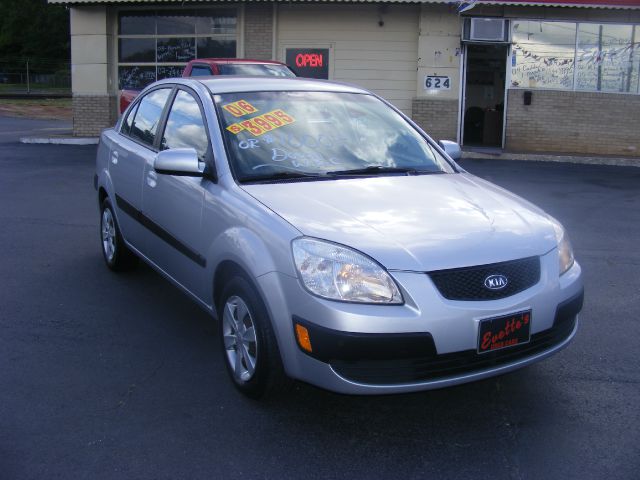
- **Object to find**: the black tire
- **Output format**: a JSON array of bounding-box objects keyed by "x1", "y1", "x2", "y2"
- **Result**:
[
  {"x1": 218, "y1": 276, "x2": 291, "y2": 399},
  {"x1": 100, "y1": 197, "x2": 138, "y2": 271}
]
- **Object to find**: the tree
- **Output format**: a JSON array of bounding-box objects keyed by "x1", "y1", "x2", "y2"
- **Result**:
[{"x1": 0, "y1": 0, "x2": 69, "y2": 69}]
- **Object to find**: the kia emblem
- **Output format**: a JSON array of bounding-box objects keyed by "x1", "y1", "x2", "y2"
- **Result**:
[{"x1": 484, "y1": 274, "x2": 508, "y2": 290}]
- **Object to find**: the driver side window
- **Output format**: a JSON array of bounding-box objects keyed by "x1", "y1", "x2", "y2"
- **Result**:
[{"x1": 160, "y1": 90, "x2": 209, "y2": 161}]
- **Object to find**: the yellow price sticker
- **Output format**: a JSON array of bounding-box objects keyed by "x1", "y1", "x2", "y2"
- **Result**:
[
  {"x1": 227, "y1": 109, "x2": 296, "y2": 137},
  {"x1": 223, "y1": 100, "x2": 259, "y2": 117},
  {"x1": 226, "y1": 123, "x2": 245, "y2": 134}
]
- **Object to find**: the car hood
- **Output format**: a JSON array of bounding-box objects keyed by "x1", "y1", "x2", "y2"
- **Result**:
[{"x1": 241, "y1": 173, "x2": 558, "y2": 272}]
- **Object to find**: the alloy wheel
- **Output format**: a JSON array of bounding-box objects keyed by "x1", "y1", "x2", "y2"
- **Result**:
[
  {"x1": 222, "y1": 295, "x2": 258, "y2": 382},
  {"x1": 101, "y1": 208, "x2": 116, "y2": 262}
]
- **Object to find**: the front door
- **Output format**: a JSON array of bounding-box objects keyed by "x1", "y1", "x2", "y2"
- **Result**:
[
  {"x1": 461, "y1": 44, "x2": 508, "y2": 148},
  {"x1": 142, "y1": 88, "x2": 211, "y2": 301}
]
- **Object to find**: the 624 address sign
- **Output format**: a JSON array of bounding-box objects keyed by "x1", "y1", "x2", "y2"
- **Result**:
[{"x1": 424, "y1": 76, "x2": 451, "y2": 90}]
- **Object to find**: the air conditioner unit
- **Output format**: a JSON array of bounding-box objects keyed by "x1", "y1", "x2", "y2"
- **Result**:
[{"x1": 463, "y1": 18, "x2": 510, "y2": 43}]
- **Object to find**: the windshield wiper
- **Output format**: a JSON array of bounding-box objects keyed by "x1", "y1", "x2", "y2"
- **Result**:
[
  {"x1": 239, "y1": 171, "x2": 326, "y2": 184},
  {"x1": 240, "y1": 166, "x2": 445, "y2": 183},
  {"x1": 326, "y1": 166, "x2": 442, "y2": 176}
]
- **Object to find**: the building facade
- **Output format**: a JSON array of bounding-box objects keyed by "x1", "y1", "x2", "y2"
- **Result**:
[{"x1": 52, "y1": 0, "x2": 640, "y2": 157}]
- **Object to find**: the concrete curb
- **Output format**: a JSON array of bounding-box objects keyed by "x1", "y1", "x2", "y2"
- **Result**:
[
  {"x1": 20, "y1": 136, "x2": 99, "y2": 145},
  {"x1": 461, "y1": 151, "x2": 640, "y2": 168}
]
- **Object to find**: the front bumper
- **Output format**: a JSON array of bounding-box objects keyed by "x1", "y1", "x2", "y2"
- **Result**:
[
  {"x1": 257, "y1": 249, "x2": 583, "y2": 394},
  {"x1": 296, "y1": 290, "x2": 581, "y2": 385}
]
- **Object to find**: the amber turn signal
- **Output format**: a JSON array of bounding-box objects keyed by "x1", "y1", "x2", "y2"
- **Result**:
[{"x1": 295, "y1": 323, "x2": 313, "y2": 353}]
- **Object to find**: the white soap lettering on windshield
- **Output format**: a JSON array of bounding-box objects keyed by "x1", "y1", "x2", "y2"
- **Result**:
[
  {"x1": 271, "y1": 148, "x2": 288, "y2": 162},
  {"x1": 219, "y1": 91, "x2": 450, "y2": 180},
  {"x1": 251, "y1": 148, "x2": 342, "y2": 170},
  {"x1": 238, "y1": 139, "x2": 260, "y2": 150}
]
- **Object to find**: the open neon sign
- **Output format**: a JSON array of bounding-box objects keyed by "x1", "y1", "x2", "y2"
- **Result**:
[
  {"x1": 286, "y1": 48, "x2": 329, "y2": 79},
  {"x1": 295, "y1": 53, "x2": 324, "y2": 68}
]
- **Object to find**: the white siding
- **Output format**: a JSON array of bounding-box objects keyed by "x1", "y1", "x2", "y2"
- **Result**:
[{"x1": 277, "y1": 4, "x2": 419, "y2": 114}]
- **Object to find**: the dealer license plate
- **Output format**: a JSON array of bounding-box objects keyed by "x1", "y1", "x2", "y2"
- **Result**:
[{"x1": 477, "y1": 310, "x2": 531, "y2": 354}]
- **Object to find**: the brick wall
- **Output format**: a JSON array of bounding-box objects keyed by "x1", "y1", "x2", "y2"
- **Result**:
[
  {"x1": 505, "y1": 89, "x2": 640, "y2": 157},
  {"x1": 72, "y1": 95, "x2": 117, "y2": 137},
  {"x1": 244, "y1": 4, "x2": 274, "y2": 60},
  {"x1": 412, "y1": 98, "x2": 458, "y2": 142}
]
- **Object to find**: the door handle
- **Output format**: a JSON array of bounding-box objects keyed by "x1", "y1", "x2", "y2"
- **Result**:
[
  {"x1": 146, "y1": 170, "x2": 157, "y2": 188},
  {"x1": 111, "y1": 151, "x2": 119, "y2": 165}
]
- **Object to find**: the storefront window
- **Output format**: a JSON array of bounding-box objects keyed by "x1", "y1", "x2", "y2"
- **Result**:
[
  {"x1": 119, "y1": 66, "x2": 156, "y2": 90},
  {"x1": 156, "y1": 37, "x2": 196, "y2": 62},
  {"x1": 118, "y1": 38, "x2": 156, "y2": 63},
  {"x1": 576, "y1": 24, "x2": 637, "y2": 93},
  {"x1": 119, "y1": 12, "x2": 155, "y2": 35},
  {"x1": 157, "y1": 66, "x2": 185, "y2": 81},
  {"x1": 156, "y1": 11, "x2": 197, "y2": 35},
  {"x1": 511, "y1": 21, "x2": 640, "y2": 94},
  {"x1": 631, "y1": 27, "x2": 640, "y2": 94},
  {"x1": 117, "y1": 9, "x2": 237, "y2": 89},
  {"x1": 511, "y1": 21, "x2": 576, "y2": 89}
]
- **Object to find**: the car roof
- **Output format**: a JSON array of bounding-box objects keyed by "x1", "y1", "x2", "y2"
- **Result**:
[
  {"x1": 182, "y1": 76, "x2": 370, "y2": 95},
  {"x1": 187, "y1": 58, "x2": 289, "y2": 66}
]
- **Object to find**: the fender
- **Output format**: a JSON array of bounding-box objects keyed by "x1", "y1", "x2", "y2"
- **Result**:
[
  {"x1": 205, "y1": 227, "x2": 301, "y2": 373},
  {"x1": 205, "y1": 226, "x2": 297, "y2": 305}
]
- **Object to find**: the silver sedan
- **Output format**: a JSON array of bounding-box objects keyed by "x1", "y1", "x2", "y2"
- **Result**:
[{"x1": 96, "y1": 77, "x2": 583, "y2": 398}]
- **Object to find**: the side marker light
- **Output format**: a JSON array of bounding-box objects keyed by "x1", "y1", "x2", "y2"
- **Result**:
[{"x1": 295, "y1": 324, "x2": 312, "y2": 353}]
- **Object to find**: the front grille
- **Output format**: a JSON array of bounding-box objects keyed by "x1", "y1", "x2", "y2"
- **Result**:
[
  {"x1": 428, "y1": 256, "x2": 540, "y2": 301},
  {"x1": 331, "y1": 315, "x2": 576, "y2": 385}
]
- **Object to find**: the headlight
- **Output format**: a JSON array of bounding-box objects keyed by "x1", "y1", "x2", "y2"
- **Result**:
[
  {"x1": 558, "y1": 233, "x2": 574, "y2": 275},
  {"x1": 292, "y1": 237, "x2": 403, "y2": 304},
  {"x1": 552, "y1": 221, "x2": 574, "y2": 276}
]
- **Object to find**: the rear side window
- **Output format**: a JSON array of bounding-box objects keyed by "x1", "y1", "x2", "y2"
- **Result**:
[
  {"x1": 160, "y1": 90, "x2": 209, "y2": 160},
  {"x1": 121, "y1": 103, "x2": 138, "y2": 135},
  {"x1": 190, "y1": 65, "x2": 213, "y2": 76},
  {"x1": 129, "y1": 88, "x2": 172, "y2": 147}
]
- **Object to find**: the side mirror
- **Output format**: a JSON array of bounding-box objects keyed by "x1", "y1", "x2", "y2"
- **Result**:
[
  {"x1": 154, "y1": 148, "x2": 204, "y2": 176},
  {"x1": 438, "y1": 140, "x2": 462, "y2": 162}
]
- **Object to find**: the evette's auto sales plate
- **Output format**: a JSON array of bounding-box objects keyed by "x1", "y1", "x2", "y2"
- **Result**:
[{"x1": 477, "y1": 310, "x2": 531, "y2": 354}]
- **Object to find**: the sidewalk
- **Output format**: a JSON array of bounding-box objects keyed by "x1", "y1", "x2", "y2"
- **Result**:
[
  {"x1": 0, "y1": 116, "x2": 73, "y2": 144},
  {"x1": 20, "y1": 134, "x2": 98, "y2": 145},
  {"x1": 461, "y1": 148, "x2": 640, "y2": 168},
  {"x1": 0, "y1": 114, "x2": 96, "y2": 145}
]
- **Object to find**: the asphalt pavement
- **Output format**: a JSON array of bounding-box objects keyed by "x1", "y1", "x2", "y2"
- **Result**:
[
  {"x1": 1, "y1": 118, "x2": 639, "y2": 480},
  {"x1": 0, "y1": 116, "x2": 71, "y2": 144}
]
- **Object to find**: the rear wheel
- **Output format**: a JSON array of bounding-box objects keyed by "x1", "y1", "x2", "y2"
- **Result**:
[
  {"x1": 100, "y1": 198, "x2": 138, "y2": 271},
  {"x1": 218, "y1": 276, "x2": 291, "y2": 399}
]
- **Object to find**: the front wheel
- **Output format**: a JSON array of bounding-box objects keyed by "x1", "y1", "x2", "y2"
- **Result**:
[
  {"x1": 218, "y1": 276, "x2": 291, "y2": 399},
  {"x1": 100, "y1": 198, "x2": 138, "y2": 271}
]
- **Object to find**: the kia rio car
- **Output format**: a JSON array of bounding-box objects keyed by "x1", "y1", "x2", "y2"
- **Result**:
[{"x1": 96, "y1": 77, "x2": 583, "y2": 398}]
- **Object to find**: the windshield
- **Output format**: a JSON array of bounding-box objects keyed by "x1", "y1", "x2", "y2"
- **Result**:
[
  {"x1": 217, "y1": 64, "x2": 296, "y2": 77},
  {"x1": 214, "y1": 91, "x2": 454, "y2": 182}
]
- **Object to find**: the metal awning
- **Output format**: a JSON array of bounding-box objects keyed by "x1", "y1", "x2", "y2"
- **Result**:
[{"x1": 48, "y1": 0, "x2": 640, "y2": 8}]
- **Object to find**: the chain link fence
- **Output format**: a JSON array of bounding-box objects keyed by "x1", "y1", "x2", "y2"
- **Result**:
[{"x1": 0, "y1": 57, "x2": 70, "y2": 96}]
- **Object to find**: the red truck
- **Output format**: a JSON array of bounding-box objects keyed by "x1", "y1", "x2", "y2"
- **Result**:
[{"x1": 119, "y1": 58, "x2": 295, "y2": 113}]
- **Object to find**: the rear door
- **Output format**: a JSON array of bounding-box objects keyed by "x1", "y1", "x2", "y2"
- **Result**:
[
  {"x1": 109, "y1": 87, "x2": 173, "y2": 254},
  {"x1": 141, "y1": 87, "x2": 212, "y2": 300}
]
